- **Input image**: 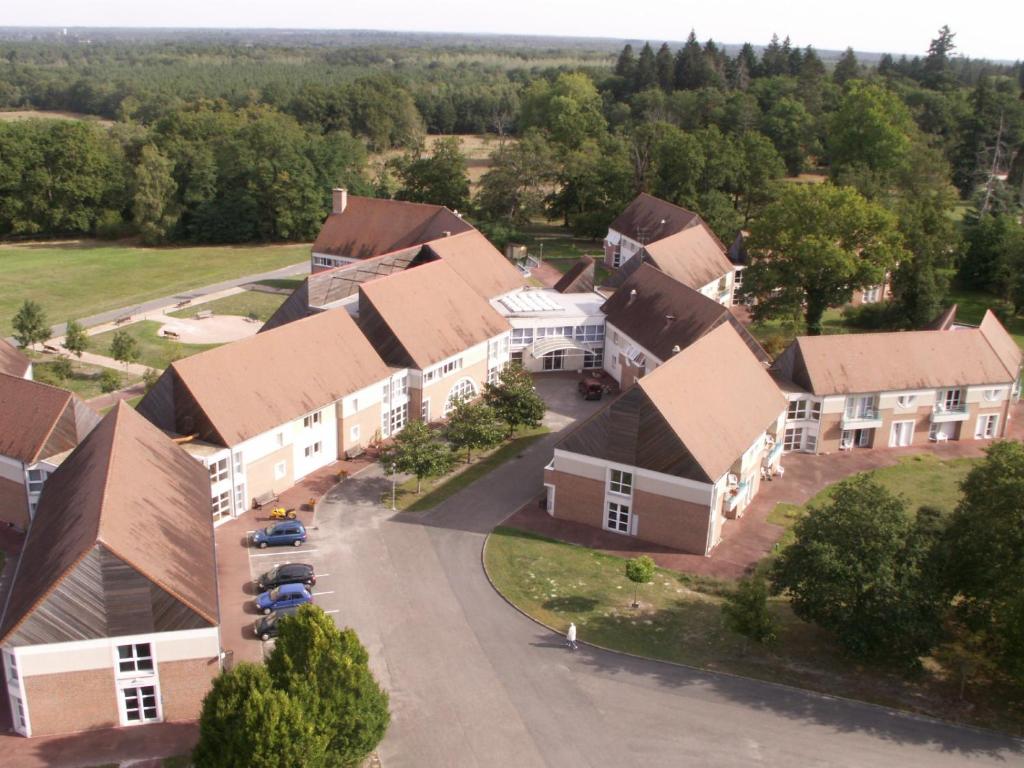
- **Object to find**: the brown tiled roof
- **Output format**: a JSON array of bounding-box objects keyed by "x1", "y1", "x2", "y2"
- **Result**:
[
  {"x1": 639, "y1": 225, "x2": 734, "y2": 292},
  {"x1": 312, "y1": 196, "x2": 472, "y2": 259},
  {"x1": 358, "y1": 260, "x2": 511, "y2": 369},
  {"x1": 771, "y1": 320, "x2": 1021, "y2": 396},
  {"x1": 558, "y1": 324, "x2": 785, "y2": 483},
  {"x1": 0, "y1": 339, "x2": 30, "y2": 378},
  {"x1": 609, "y1": 193, "x2": 701, "y2": 244},
  {"x1": 0, "y1": 374, "x2": 99, "y2": 464},
  {"x1": 0, "y1": 403, "x2": 218, "y2": 645},
  {"x1": 978, "y1": 310, "x2": 1023, "y2": 378},
  {"x1": 424, "y1": 230, "x2": 525, "y2": 299},
  {"x1": 553, "y1": 256, "x2": 596, "y2": 294},
  {"x1": 139, "y1": 309, "x2": 393, "y2": 446},
  {"x1": 928, "y1": 304, "x2": 958, "y2": 331},
  {"x1": 601, "y1": 264, "x2": 769, "y2": 364}
]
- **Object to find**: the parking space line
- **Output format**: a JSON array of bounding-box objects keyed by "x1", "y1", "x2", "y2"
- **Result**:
[
  {"x1": 323, "y1": 609, "x2": 339, "y2": 615},
  {"x1": 316, "y1": 573, "x2": 331, "y2": 578},
  {"x1": 312, "y1": 591, "x2": 334, "y2": 597},
  {"x1": 250, "y1": 549, "x2": 320, "y2": 558}
]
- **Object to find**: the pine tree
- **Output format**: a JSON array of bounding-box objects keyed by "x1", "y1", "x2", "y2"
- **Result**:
[
  {"x1": 635, "y1": 43, "x2": 658, "y2": 91},
  {"x1": 655, "y1": 43, "x2": 675, "y2": 91},
  {"x1": 923, "y1": 25, "x2": 957, "y2": 90},
  {"x1": 833, "y1": 47, "x2": 860, "y2": 85},
  {"x1": 614, "y1": 43, "x2": 638, "y2": 89},
  {"x1": 674, "y1": 32, "x2": 709, "y2": 90}
]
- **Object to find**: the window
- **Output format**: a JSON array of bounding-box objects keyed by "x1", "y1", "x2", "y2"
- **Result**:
[
  {"x1": 303, "y1": 411, "x2": 322, "y2": 428},
  {"x1": 26, "y1": 468, "x2": 48, "y2": 494},
  {"x1": 234, "y1": 484, "x2": 245, "y2": 514},
  {"x1": 783, "y1": 427, "x2": 804, "y2": 451},
  {"x1": 389, "y1": 403, "x2": 408, "y2": 433},
  {"x1": 350, "y1": 425, "x2": 361, "y2": 443},
  {"x1": 12, "y1": 695, "x2": 26, "y2": 731},
  {"x1": 574, "y1": 324, "x2": 604, "y2": 343},
  {"x1": 211, "y1": 491, "x2": 230, "y2": 520},
  {"x1": 5, "y1": 651, "x2": 18, "y2": 685},
  {"x1": 983, "y1": 388, "x2": 1002, "y2": 402},
  {"x1": 487, "y1": 364, "x2": 500, "y2": 385},
  {"x1": 845, "y1": 395, "x2": 875, "y2": 419},
  {"x1": 542, "y1": 349, "x2": 566, "y2": 371},
  {"x1": 510, "y1": 350, "x2": 524, "y2": 366},
  {"x1": 896, "y1": 394, "x2": 917, "y2": 408},
  {"x1": 421, "y1": 399, "x2": 431, "y2": 422},
  {"x1": 274, "y1": 461, "x2": 287, "y2": 480},
  {"x1": 787, "y1": 400, "x2": 808, "y2": 420},
  {"x1": 734, "y1": 269, "x2": 744, "y2": 290},
  {"x1": 121, "y1": 685, "x2": 159, "y2": 723},
  {"x1": 426, "y1": 358, "x2": 464, "y2": 383},
  {"x1": 393, "y1": 375, "x2": 408, "y2": 397},
  {"x1": 276, "y1": 432, "x2": 285, "y2": 448},
  {"x1": 938, "y1": 388, "x2": 963, "y2": 411},
  {"x1": 611, "y1": 331, "x2": 621, "y2": 344},
  {"x1": 511, "y1": 328, "x2": 534, "y2": 346},
  {"x1": 117, "y1": 643, "x2": 154, "y2": 675},
  {"x1": 351, "y1": 397, "x2": 359, "y2": 413},
  {"x1": 716, "y1": 274, "x2": 729, "y2": 293},
  {"x1": 445, "y1": 379, "x2": 477, "y2": 415},
  {"x1": 233, "y1": 452, "x2": 244, "y2": 475},
  {"x1": 304, "y1": 442, "x2": 322, "y2": 458},
  {"x1": 805, "y1": 432, "x2": 817, "y2": 453},
  {"x1": 583, "y1": 348, "x2": 603, "y2": 369},
  {"x1": 810, "y1": 401, "x2": 821, "y2": 420},
  {"x1": 976, "y1": 414, "x2": 999, "y2": 439},
  {"x1": 208, "y1": 458, "x2": 228, "y2": 484},
  {"x1": 608, "y1": 469, "x2": 633, "y2": 495},
  {"x1": 606, "y1": 501, "x2": 631, "y2": 534},
  {"x1": 862, "y1": 285, "x2": 881, "y2": 303}
]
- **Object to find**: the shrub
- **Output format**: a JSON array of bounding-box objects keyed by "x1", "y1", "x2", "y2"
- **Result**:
[{"x1": 99, "y1": 368, "x2": 121, "y2": 393}]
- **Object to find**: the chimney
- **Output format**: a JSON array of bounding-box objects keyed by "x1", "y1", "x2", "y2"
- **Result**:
[
  {"x1": 332, "y1": 187, "x2": 348, "y2": 215},
  {"x1": 627, "y1": 289, "x2": 638, "y2": 306}
]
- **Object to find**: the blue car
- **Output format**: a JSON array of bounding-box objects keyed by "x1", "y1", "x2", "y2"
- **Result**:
[
  {"x1": 256, "y1": 583, "x2": 313, "y2": 615},
  {"x1": 250, "y1": 521, "x2": 307, "y2": 549}
]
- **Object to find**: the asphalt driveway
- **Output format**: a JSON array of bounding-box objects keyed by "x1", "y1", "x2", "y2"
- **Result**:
[{"x1": 308, "y1": 375, "x2": 1022, "y2": 767}]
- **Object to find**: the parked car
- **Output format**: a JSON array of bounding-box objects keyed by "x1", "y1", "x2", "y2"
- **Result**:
[
  {"x1": 253, "y1": 606, "x2": 300, "y2": 641},
  {"x1": 578, "y1": 377, "x2": 604, "y2": 401},
  {"x1": 256, "y1": 562, "x2": 316, "y2": 592},
  {"x1": 255, "y1": 583, "x2": 313, "y2": 615},
  {"x1": 250, "y1": 521, "x2": 307, "y2": 548}
]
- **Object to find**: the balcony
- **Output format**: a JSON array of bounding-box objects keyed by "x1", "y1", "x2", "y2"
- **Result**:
[
  {"x1": 841, "y1": 409, "x2": 883, "y2": 429},
  {"x1": 931, "y1": 403, "x2": 969, "y2": 423},
  {"x1": 725, "y1": 480, "x2": 750, "y2": 514}
]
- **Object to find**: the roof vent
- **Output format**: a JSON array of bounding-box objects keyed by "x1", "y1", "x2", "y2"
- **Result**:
[
  {"x1": 671, "y1": 344, "x2": 681, "y2": 355},
  {"x1": 442, "y1": 230, "x2": 452, "y2": 237},
  {"x1": 332, "y1": 187, "x2": 348, "y2": 214},
  {"x1": 627, "y1": 288, "x2": 638, "y2": 306}
]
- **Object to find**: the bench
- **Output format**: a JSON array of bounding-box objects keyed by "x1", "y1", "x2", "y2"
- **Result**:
[
  {"x1": 162, "y1": 330, "x2": 180, "y2": 340},
  {"x1": 42, "y1": 343, "x2": 60, "y2": 354},
  {"x1": 252, "y1": 490, "x2": 279, "y2": 510},
  {"x1": 345, "y1": 445, "x2": 365, "y2": 460},
  {"x1": 114, "y1": 315, "x2": 132, "y2": 326},
  {"x1": 195, "y1": 309, "x2": 213, "y2": 320},
  {"x1": 174, "y1": 299, "x2": 192, "y2": 309}
]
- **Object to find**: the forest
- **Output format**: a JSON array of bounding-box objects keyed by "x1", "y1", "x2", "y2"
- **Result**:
[{"x1": 0, "y1": 27, "x2": 1022, "y2": 331}]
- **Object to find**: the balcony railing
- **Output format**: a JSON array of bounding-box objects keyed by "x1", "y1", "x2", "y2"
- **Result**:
[
  {"x1": 931, "y1": 402, "x2": 969, "y2": 423},
  {"x1": 841, "y1": 408, "x2": 882, "y2": 427},
  {"x1": 726, "y1": 480, "x2": 750, "y2": 512}
]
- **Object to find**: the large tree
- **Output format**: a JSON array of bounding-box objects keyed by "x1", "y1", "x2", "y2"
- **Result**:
[
  {"x1": 394, "y1": 136, "x2": 470, "y2": 212},
  {"x1": 475, "y1": 131, "x2": 554, "y2": 224},
  {"x1": 62, "y1": 319, "x2": 89, "y2": 358},
  {"x1": 483, "y1": 364, "x2": 546, "y2": 436},
  {"x1": 12, "y1": 299, "x2": 50, "y2": 350},
  {"x1": 132, "y1": 143, "x2": 179, "y2": 244},
  {"x1": 267, "y1": 607, "x2": 390, "y2": 767},
  {"x1": 771, "y1": 476, "x2": 946, "y2": 664},
  {"x1": 740, "y1": 183, "x2": 906, "y2": 334},
  {"x1": 378, "y1": 420, "x2": 453, "y2": 494},
  {"x1": 444, "y1": 399, "x2": 506, "y2": 463}
]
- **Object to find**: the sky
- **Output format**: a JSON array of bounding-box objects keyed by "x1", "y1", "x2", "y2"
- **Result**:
[{"x1": 1, "y1": 0, "x2": 1021, "y2": 61}]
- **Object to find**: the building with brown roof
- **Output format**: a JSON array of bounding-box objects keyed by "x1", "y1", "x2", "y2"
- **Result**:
[
  {"x1": 138, "y1": 308, "x2": 403, "y2": 524},
  {"x1": 770, "y1": 311, "x2": 1023, "y2": 453},
  {"x1": 553, "y1": 256, "x2": 596, "y2": 295},
  {"x1": 311, "y1": 189, "x2": 473, "y2": 272},
  {"x1": 0, "y1": 402, "x2": 220, "y2": 737},
  {"x1": 544, "y1": 323, "x2": 787, "y2": 554},
  {"x1": 359, "y1": 260, "x2": 512, "y2": 421},
  {"x1": 0, "y1": 374, "x2": 100, "y2": 528},
  {"x1": 0, "y1": 339, "x2": 32, "y2": 380},
  {"x1": 600, "y1": 264, "x2": 769, "y2": 389}
]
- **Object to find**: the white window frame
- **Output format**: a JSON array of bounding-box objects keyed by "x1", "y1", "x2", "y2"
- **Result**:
[
  {"x1": 303, "y1": 410, "x2": 322, "y2": 429},
  {"x1": 787, "y1": 400, "x2": 808, "y2": 420},
  {"x1": 445, "y1": 378, "x2": 477, "y2": 415},
  {"x1": 783, "y1": 427, "x2": 803, "y2": 451},
  {"x1": 208, "y1": 458, "x2": 229, "y2": 484},
  {"x1": 26, "y1": 468, "x2": 48, "y2": 494},
  {"x1": 389, "y1": 403, "x2": 409, "y2": 434},
  {"x1": 117, "y1": 681, "x2": 161, "y2": 726},
  {"x1": 895, "y1": 394, "x2": 917, "y2": 409},
  {"x1": 421, "y1": 398, "x2": 431, "y2": 422},
  {"x1": 975, "y1": 414, "x2": 999, "y2": 439},
  {"x1": 983, "y1": 388, "x2": 1002, "y2": 402},
  {"x1": 939, "y1": 388, "x2": 963, "y2": 411},
  {"x1": 304, "y1": 441, "x2": 322, "y2": 459},
  {"x1": 583, "y1": 347, "x2": 603, "y2": 369},
  {"x1": 211, "y1": 490, "x2": 231, "y2": 520},
  {"x1": 274, "y1": 461, "x2": 287, "y2": 480},
  {"x1": 115, "y1": 642, "x2": 155, "y2": 677},
  {"x1": 889, "y1": 420, "x2": 915, "y2": 448},
  {"x1": 350, "y1": 424, "x2": 360, "y2": 443},
  {"x1": 605, "y1": 501, "x2": 631, "y2": 534},
  {"x1": 607, "y1": 468, "x2": 633, "y2": 496},
  {"x1": 862, "y1": 285, "x2": 881, "y2": 303}
]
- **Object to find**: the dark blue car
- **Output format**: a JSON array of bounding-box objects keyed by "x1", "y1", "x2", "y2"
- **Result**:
[
  {"x1": 250, "y1": 521, "x2": 306, "y2": 548},
  {"x1": 256, "y1": 583, "x2": 313, "y2": 615}
]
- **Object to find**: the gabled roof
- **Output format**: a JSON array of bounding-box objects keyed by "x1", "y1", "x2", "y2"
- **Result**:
[
  {"x1": 601, "y1": 264, "x2": 769, "y2": 364},
  {"x1": 312, "y1": 196, "x2": 473, "y2": 259},
  {"x1": 638, "y1": 225, "x2": 734, "y2": 292},
  {"x1": 0, "y1": 338, "x2": 30, "y2": 378},
  {"x1": 558, "y1": 324, "x2": 785, "y2": 483},
  {"x1": 0, "y1": 374, "x2": 100, "y2": 464},
  {"x1": 0, "y1": 403, "x2": 218, "y2": 646},
  {"x1": 929, "y1": 304, "x2": 958, "y2": 331},
  {"x1": 358, "y1": 260, "x2": 511, "y2": 369},
  {"x1": 423, "y1": 230, "x2": 526, "y2": 299},
  {"x1": 609, "y1": 193, "x2": 701, "y2": 244},
  {"x1": 553, "y1": 256, "x2": 596, "y2": 294},
  {"x1": 138, "y1": 309, "x2": 394, "y2": 446},
  {"x1": 771, "y1": 314, "x2": 1022, "y2": 396}
]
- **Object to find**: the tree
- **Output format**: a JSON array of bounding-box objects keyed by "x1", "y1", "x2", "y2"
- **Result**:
[
  {"x1": 476, "y1": 131, "x2": 554, "y2": 224},
  {"x1": 394, "y1": 136, "x2": 470, "y2": 212},
  {"x1": 48, "y1": 356, "x2": 73, "y2": 384},
  {"x1": 109, "y1": 330, "x2": 141, "y2": 368},
  {"x1": 193, "y1": 662, "x2": 327, "y2": 768},
  {"x1": 378, "y1": 420, "x2": 453, "y2": 494},
  {"x1": 12, "y1": 299, "x2": 50, "y2": 350},
  {"x1": 958, "y1": 213, "x2": 1024, "y2": 306},
  {"x1": 62, "y1": 319, "x2": 88, "y2": 358},
  {"x1": 614, "y1": 44, "x2": 637, "y2": 90},
  {"x1": 132, "y1": 144, "x2": 179, "y2": 244},
  {"x1": 722, "y1": 575, "x2": 777, "y2": 647},
  {"x1": 142, "y1": 367, "x2": 160, "y2": 393},
  {"x1": 99, "y1": 368, "x2": 121, "y2": 393},
  {"x1": 945, "y1": 441, "x2": 1024, "y2": 682},
  {"x1": 635, "y1": 43, "x2": 658, "y2": 92},
  {"x1": 655, "y1": 43, "x2": 675, "y2": 92},
  {"x1": 444, "y1": 399, "x2": 506, "y2": 463},
  {"x1": 923, "y1": 25, "x2": 956, "y2": 90},
  {"x1": 741, "y1": 183, "x2": 906, "y2": 334},
  {"x1": 770, "y1": 475, "x2": 946, "y2": 664},
  {"x1": 482, "y1": 364, "x2": 546, "y2": 436},
  {"x1": 760, "y1": 97, "x2": 817, "y2": 176},
  {"x1": 519, "y1": 73, "x2": 606, "y2": 150},
  {"x1": 624, "y1": 555, "x2": 656, "y2": 608},
  {"x1": 674, "y1": 32, "x2": 710, "y2": 91},
  {"x1": 267, "y1": 606, "x2": 390, "y2": 767},
  {"x1": 832, "y1": 47, "x2": 860, "y2": 85},
  {"x1": 889, "y1": 186, "x2": 957, "y2": 327}
]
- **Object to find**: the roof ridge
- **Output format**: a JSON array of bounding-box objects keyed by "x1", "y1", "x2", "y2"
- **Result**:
[
  {"x1": 25, "y1": 387, "x2": 75, "y2": 464},
  {"x1": 92, "y1": 403, "x2": 125, "y2": 545},
  {"x1": 975, "y1": 312, "x2": 1019, "y2": 380}
]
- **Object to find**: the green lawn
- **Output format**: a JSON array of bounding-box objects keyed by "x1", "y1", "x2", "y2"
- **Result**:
[
  {"x1": 485, "y1": 526, "x2": 1020, "y2": 731},
  {"x1": 251, "y1": 277, "x2": 305, "y2": 291},
  {"x1": 0, "y1": 241, "x2": 309, "y2": 336},
  {"x1": 386, "y1": 427, "x2": 550, "y2": 512},
  {"x1": 90, "y1": 320, "x2": 219, "y2": 370},
  {"x1": 168, "y1": 290, "x2": 285, "y2": 323},
  {"x1": 33, "y1": 357, "x2": 142, "y2": 400},
  {"x1": 946, "y1": 285, "x2": 1024, "y2": 349}
]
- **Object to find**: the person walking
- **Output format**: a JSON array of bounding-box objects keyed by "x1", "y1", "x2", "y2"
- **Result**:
[{"x1": 565, "y1": 622, "x2": 578, "y2": 650}]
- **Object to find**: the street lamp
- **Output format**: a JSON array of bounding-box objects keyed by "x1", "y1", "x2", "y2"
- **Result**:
[{"x1": 390, "y1": 462, "x2": 397, "y2": 511}]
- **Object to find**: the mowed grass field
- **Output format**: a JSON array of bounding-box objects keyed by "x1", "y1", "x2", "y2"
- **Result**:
[{"x1": 0, "y1": 241, "x2": 309, "y2": 336}]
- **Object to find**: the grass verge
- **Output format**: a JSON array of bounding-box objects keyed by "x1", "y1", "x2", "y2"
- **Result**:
[
  {"x1": 33, "y1": 357, "x2": 142, "y2": 400},
  {"x1": 385, "y1": 426, "x2": 550, "y2": 512},
  {"x1": 168, "y1": 290, "x2": 285, "y2": 323},
  {"x1": 0, "y1": 240, "x2": 308, "y2": 336},
  {"x1": 485, "y1": 526, "x2": 1023, "y2": 732},
  {"x1": 90, "y1": 320, "x2": 219, "y2": 370}
]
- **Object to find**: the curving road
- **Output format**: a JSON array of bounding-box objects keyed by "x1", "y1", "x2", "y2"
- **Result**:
[{"x1": 311, "y1": 379, "x2": 1022, "y2": 767}]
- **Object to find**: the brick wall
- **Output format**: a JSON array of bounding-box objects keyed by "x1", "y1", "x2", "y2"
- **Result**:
[
  {"x1": 246, "y1": 444, "x2": 293, "y2": 504},
  {"x1": 337, "y1": 401, "x2": 383, "y2": 454},
  {"x1": 546, "y1": 468, "x2": 605, "y2": 529},
  {"x1": 23, "y1": 667, "x2": 119, "y2": 736},
  {"x1": 159, "y1": 657, "x2": 219, "y2": 722}
]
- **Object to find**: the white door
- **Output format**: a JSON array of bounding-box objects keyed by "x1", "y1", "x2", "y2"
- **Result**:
[{"x1": 889, "y1": 421, "x2": 914, "y2": 447}]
